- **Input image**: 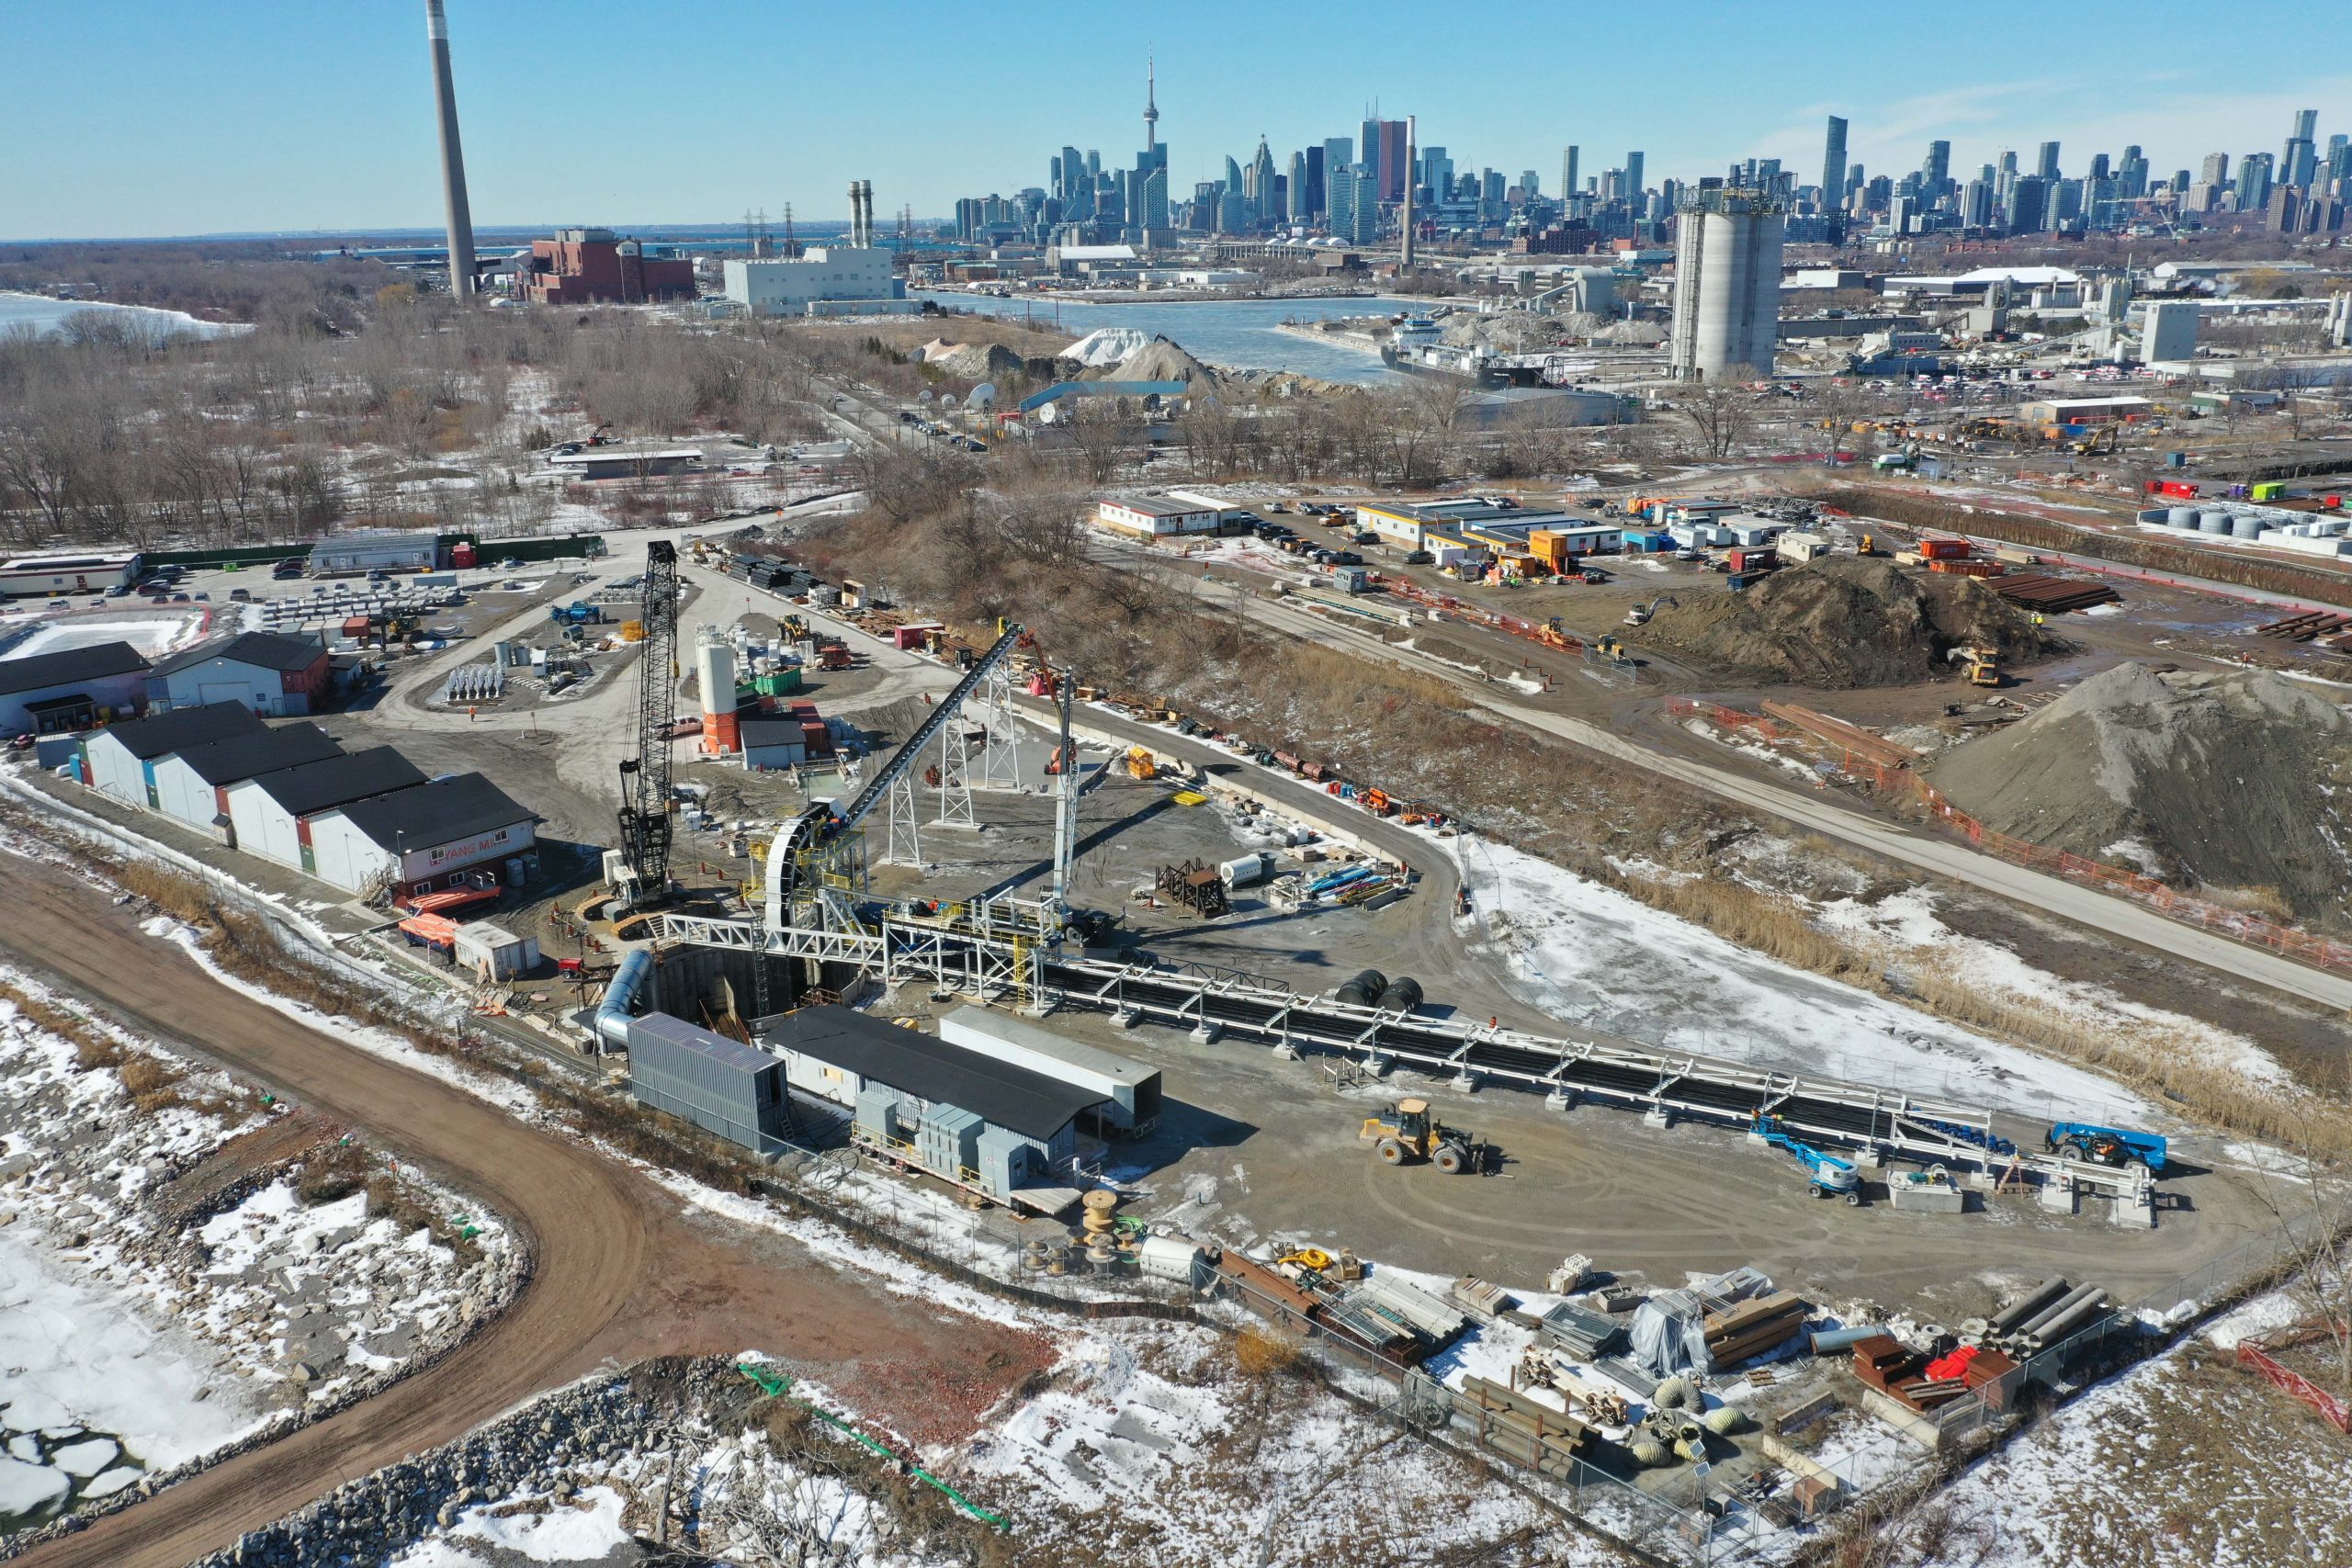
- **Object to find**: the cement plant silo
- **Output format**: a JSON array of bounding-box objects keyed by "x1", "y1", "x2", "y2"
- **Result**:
[
  {"x1": 696, "y1": 629, "x2": 738, "y2": 755},
  {"x1": 1668, "y1": 186, "x2": 1786, "y2": 380}
]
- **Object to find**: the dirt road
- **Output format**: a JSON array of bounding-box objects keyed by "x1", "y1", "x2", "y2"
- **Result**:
[{"x1": 3, "y1": 861, "x2": 1048, "y2": 1568}]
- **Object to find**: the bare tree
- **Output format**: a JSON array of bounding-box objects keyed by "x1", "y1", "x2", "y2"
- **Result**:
[{"x1": 1676, "y1": 366, "x2": 1767, "y2": 460}]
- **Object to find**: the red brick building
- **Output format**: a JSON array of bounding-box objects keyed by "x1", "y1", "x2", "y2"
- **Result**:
[{"x1": 521, "y1": 228, "x2": 696, "y2": 304}]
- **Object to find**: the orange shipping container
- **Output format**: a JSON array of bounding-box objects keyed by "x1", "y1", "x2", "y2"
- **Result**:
[{"x1": 1918, "y1": 537, "x2": 1972, "y2": 561}]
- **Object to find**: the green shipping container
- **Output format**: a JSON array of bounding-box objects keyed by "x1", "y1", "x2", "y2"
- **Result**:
[{"x1": 2251, "y1": 482, "x2": 2286, "y2": 502}]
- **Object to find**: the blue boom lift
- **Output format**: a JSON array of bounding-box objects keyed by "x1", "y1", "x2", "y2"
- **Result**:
[{"x1": 1752, "y1": 1116, "x2": 1862, "y2": 1204}]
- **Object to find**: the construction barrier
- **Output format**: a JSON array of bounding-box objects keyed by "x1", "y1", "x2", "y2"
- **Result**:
[
  {"x1": 2236, "y1": 1339, "x2": 2352, "y2": 1434},
  {"x1": 1668, "y1": 698, "x2": 2352, "y2": 976}
]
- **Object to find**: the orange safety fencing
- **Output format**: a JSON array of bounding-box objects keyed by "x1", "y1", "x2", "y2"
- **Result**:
[
  {"x1": 1668, "y1": 698, "x2": 2352, "y2": 976},
  {"x1": 2237, "y1": 1341, "x2": 2352, "y2": 1434}
]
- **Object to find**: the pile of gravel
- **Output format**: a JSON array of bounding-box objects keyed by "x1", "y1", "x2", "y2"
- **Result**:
[
  {"x1": 1922, "y1": 661, "x2": 2352, "y2": 928},
  {"x1": 1635, "y1": 557, "x2": 2056, "y2": 689}
]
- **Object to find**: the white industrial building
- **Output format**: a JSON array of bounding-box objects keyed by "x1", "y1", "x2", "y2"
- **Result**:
[
  {"x1": 0, "y1": 551, "x2": 143, "y2": 598},
  {"x1": 149, "y1": 630, "x2": 331, "y2": 717},
  {"x1": 145, "y1": 722, "x2": 344, "y2": 837},
  {"x1": 1094, "y1": 495, "x2": 1223, "y2": 538},
  {"x1": 937, "y1": 1007, "x2": 1161, "y2": 1134},
  {"x1": 0, "y1": 641, "x2": 152, "y2": 735},
  {"x1": 720, "y1": 248, "x2": 909, "y2": 319},
  {"x1": 224, "y1": 747, "x2": 428, "y2": 875},
  {"x1": 1669, "y1": 186, "x2": 1785, "y2": 380},
  {"x1": 302, "y1": 773, "x2": 537, "y2": 896},
  {"x1": 80, "y1": 703, "x2": 266, "y2": 809}
]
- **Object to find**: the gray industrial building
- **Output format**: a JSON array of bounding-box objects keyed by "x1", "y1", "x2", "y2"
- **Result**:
[
  {"x1": 937, "y1": 1006, "x2": 1162, "y2": 1134},
  {"x1": 765, "y1": 1006, "x2": 1105, "y2": 1211},
  {"x1": 306, "y1": 530, "x2": 441, "y2": 576},
  {"x1": 1669, "y1": 185, "x2": 1786, "y2": 381},
  {"x1": 626, "y1": 1013, "x2": 793, "y2": 1156},
  {"x1": 0, "y1": 641, "x2": 152, "y2": 736}
]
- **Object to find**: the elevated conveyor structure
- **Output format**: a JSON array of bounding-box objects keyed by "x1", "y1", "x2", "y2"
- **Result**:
[{"x1": 661, "y1": 902, "x2": 2152, "y2": 1207}]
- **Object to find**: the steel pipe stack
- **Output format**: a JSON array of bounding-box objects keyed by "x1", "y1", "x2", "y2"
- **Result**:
[
  {"x1": 2010, "y1": 1282, "x2": 2105, "y2": 1348},
  {"x1": 1986, "y1": 1277, "x2": 2070, "y2": 1338}
]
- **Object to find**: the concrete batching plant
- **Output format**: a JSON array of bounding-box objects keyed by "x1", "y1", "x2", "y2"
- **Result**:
[{"x1": 1668, "y1": 185, "x2": 1785, "y2": 381}]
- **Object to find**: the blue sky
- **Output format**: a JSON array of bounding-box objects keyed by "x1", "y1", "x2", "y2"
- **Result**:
[{"x1": 4, "y1": 0, "x2": 2347, "y2": 240}]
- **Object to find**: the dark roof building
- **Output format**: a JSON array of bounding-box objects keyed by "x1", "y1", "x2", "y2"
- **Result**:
[
  {"x1": 88, "y1": 701, "x2": 266, "y2": 761},
  {"x1": 766, "y1": 1005, "x2": 1104, "y2": 1142},
  {"x1": 328, "y1": 773, "x2": 535, "y2": 854},
  {"x1": 238, "y1": 747, "x2": 427, "y2": 818},
  {"x1": 151, "y1": 631, "x2": 334, "y2": 718},
  {"x1": 0, "y1": 641, "x2": 151, "y2": 695},
  {"x1": 152, "y1": 631, "x2": 330, "y2": 678},
  {"x1": 172, "y1": 723, "x2": 345, "y2": 785},
  {"x1": 0, "y1": 640, "x2": 155, "y2": 736}
]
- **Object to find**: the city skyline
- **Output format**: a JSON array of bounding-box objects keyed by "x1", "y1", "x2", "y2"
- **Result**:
[{"x1": 5, "y1": 0, "x2": 2351, "y2": 239}]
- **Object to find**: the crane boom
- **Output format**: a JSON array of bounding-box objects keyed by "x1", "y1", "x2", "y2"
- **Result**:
[
  {"x1": 616, "y1": 541, "x2": 680, "y2": 907},
  {"x1": 764, "y1": 623, "x2": 1025, "y2": 927}
]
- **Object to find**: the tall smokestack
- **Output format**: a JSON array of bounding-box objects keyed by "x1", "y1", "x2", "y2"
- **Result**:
[
  {"x1": 862, "y1": 181, "x2": 876, "y2": 245},
  {"x1": 424, "y1": 0, "x2": 477, "y2": 299},
  {"x1": 1400, "y1": 116, "x2": 1417, "y2": 273},
  {"x1": 847, "y1": 181, "x2": 862, "y2": 246}
]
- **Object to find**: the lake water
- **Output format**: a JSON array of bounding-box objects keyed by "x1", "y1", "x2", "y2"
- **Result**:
[
  {"x1": 914, "y1": 290, "x2": 1408, "y2": 383},
  {"x1": 0, "y1": 291, "x2": 243, "y2": 342}
]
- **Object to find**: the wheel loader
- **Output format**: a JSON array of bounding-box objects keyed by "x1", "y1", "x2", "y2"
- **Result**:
[{"x1": 1359, "y1": 1098, "x2": 1485, "y2": 1174}]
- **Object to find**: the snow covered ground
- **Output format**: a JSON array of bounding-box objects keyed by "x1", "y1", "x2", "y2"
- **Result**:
[
  {"x1": 1443, "y1": 831, "x2": 2155, "y2": 1123},
  {"x1": 0, "y1": 969, "x2": 514, "y2": 1540},
  {"x1": 0, "y1": 611, "x2": 207, "y2": 661}
]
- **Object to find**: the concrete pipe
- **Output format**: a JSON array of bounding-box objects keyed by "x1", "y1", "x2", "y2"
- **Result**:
[
  {"x1": 2027, "y1": 1292, "x2": 2111, "y2": 1351},
  {"x1": 1808, "y1": 1325, "x2": 1883, "y2": 1356},
  {"x1": 1987, "y1": 1277, "x2": 2070, "y2": 1337},
  {"x1": 2013, "y1": 1282, "x2": 2103, "y2": 1343}
]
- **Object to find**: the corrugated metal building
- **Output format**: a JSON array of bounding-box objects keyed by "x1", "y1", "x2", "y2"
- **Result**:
[
  {"x1": 626, "y1": 1013, "x2": 792, "y2": 1157},
  {"x1": 81, "y1": 703, "x2": 266, "y2": 808},
  {"x1": 0, "y1": 641, "x2": 152, "y2": 735},
  {"x1": 307, "y1": 530, "x2": 441, "y2": 575},
  {"x1": 148, "y1": 722, "x2": 345, "y2": 836},
  {"x1": 149, "y1": 631, "x2": 333, "y2": 717},
  {"x1": 936, "y1": 1006, "x2": 1162, "y2": 1134},
  {"x1": 224, "y1": 748, "x2": 429, "y2": 875},
  {"x1": 303, "y1": 773, "x2": 537, "y2": 896},
  {"x1": 765, "y1": 1005, "x2": 1103, "y2": 1208}
]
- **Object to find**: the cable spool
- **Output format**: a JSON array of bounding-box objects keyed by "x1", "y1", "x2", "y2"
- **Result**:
[
  {"x1": 1334, "y1": 968, "x2": 1388, "y2": 1008},
  {"x1": 1080, "y1": 1188, "x2": 1119, "y2": 1241}
]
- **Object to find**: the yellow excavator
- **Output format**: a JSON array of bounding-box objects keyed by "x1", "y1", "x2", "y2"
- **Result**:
[{"x1": 1359, "y1": 1099, "x2": 1486, "y2": 1175}]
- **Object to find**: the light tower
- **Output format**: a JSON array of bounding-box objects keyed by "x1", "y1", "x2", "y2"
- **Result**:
[{"x1": 423, "y1": 0, "x2": 477, "y2": 299}]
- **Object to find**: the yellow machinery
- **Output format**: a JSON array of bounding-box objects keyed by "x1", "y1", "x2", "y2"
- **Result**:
[
  {"x1": 1857, "y1": 534, "x2": 1878, "y2": 556},
  {"x1": 1125, "y1": 746, "x2": 1158, "y2": 780},
  {"x1": 1359, "y1": 1098, "x2": 1482, "y2": 1174},
  {"x1": 1950, "y1": 646, "x2": 2004, "y2": 687}
]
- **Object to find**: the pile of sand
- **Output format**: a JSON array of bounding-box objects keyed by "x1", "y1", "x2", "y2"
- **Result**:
[
  {"x1": 1923, "y1": 662, "x2": 2352, "y2": 927},
  {"x1": 1636, "y1": 557, "x2": 2056, "y2": 689},
  {"x1": 921, "y1": 342, "x2": 1024, "y2": 381},
  {"x1": 1081, "y1": 333, "x2": 1215, "y2": 384}
]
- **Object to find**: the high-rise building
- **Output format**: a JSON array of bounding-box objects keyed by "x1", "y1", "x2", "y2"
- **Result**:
[
  {"x1": 1822, "y1": 117, "x2": 1849, "y2": 208},
  {"x1": 1624, "y1": 151, "x2": 1645, "y2": 199},
  {"x1": 1562, "y1": 146, "x2": 1580, "y2": 206},
  {"x1": 1360, "y1": 117, "x2": 1382, "y2": 194},
  {"x1": 2284, "y1": 107, "x2": 2319, "y2": 189},
  {"x1": 2200, "y1": 152, "x2": 2230, "y2": 186},
  {"x1": 1668, "y1": 185, "x2": 1784, "y2": 380},
  {"x1": 2004, "y1": 175, "x2": 2047, "y2": 233},
  {"x1": 1329, "y1": 165, "x2": 1377, "y2": 245},
  {"x1": 1377, "y1": 120, "x2": 1409, "y2": 201},
  {"x1": 2036, "y1": 141, "x2": 2061, "y2": 180},
  {"x1": 1287, "y1": 151, "x2": 1308, "y2": 222},
  {"x1": 1305, "y1": 144, "x2": 1328, "y2": 219},
  {"x1": 1250, "y1": 139, "x2": 1277, "y2": 226},
  {"x1": 1923, "y1": 140, "x2": 1951, "y2": 193},
  {"x1": 2327, "y1": 135, "x2": 2352, "y2": 192},
  {"x1": 1962, "y1": 178, "x2": 1992, "y2": 227},
  {"x1": 2237, "y1": 152, "x2": 2275, "y2": 211}
]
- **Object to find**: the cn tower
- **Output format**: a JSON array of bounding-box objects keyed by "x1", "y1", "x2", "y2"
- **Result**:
[{"x1": 1144, "y1": 54, "x2": 1159, "y2": 153}]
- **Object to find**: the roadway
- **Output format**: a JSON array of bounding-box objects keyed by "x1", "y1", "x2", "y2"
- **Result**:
[
  {"x1": 2, "y1": 859, "x2": 1048, "y2": 1568},
  {"x1": 1210, "y1": 571, "x2": 2352, "y2": 1013}
]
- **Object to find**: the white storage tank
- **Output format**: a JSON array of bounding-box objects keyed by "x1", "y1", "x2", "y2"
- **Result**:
[
  {"x1": 695, "y1": 630, "x2": 735, "y2": 718},
  {"x1": 1218, "y1": 852, "x2": 1271, "y2": 889},
  {"x1": 2165, "y1": 506, "x2": 2196, "y2": 526},
  {"x1": 2231, "y1": 515, "x2": 2266, "y2": 539},
  {"x1": 2198, "y1": 510, "x2": 2232, "y2": 534}
]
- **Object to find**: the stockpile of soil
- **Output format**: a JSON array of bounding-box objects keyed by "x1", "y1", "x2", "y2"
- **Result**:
[
  {"x1": 1923, "y1": 662, "x2": 2352, "y2": 927},
  {"x1": 1637, "y1": 557, "x2": 2056, "y2": 689},
  {"x1": 920, "y1": 341, "x2": 1024, "y2": 381}
]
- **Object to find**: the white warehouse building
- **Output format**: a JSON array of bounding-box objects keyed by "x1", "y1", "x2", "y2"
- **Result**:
[
  {"x1": 303, "y1": 773, "x2": 537, "y2": 897},
  {"x1": 720, "y1": 248, "x2": 910, "y2": 319}
]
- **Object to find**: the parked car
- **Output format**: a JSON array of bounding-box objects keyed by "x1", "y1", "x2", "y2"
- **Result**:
[
  {"x1": 1403, "y1": 549, "x2": 1433, "y2": 565},
  {"x1": 229, "y1": 587, "x2": 251, "y2": 602},
  {"x1": 1353, "y1": 531, "x2": 1378, "y2": 546},
  {"x1": 170, "y1": 592, "x2": 191, "y2": 603},
  {"x1": 104, "y1": 584, "x2": 129, "y2": 597},
  {"x1": 1331, "y1": 550, "x2": 1364, "y2": 566}
]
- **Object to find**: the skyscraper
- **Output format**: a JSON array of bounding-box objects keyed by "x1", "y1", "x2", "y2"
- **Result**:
[
  {"x1": 2005, "y1": 175, "x2": 2048, "y2": 233},
  {"x1": 2036, "y1": 141, "x2": 2061, "y2": 180},
  {"x1": 2284, "y1": 107, "x2": 2318, "y2": 189},
  {"x1": 2201, "y1": 152, "x2": 2230, "y2": 186},
  {"x1": 1287, "y1": 150, "x2": 1308, "y2": 222},
  {"x1": 1360, "y1": 116, "x2": 1383, "y2": 196},
  {"x1": 1377, "y1": 120, "x2": 1408, "y2": 201},
  {"x1": 2236, "y1": 152, "x2": 2274, "y2": 211},
  {"x1": 1132, "y1": 62, "x2": 1168, "y2": 233},
  {"x1": 1668, "y1": 185, "x2": 1784, "y2": 380},
  {"x1": 1821, "y1": 117, "x2": 1848, "y2": 206},
  {"x1": 1250, "y1": 139, "x2": 1278, "y2": 226},
  {"x1": 1624, "y1": 151, "x2": 1645, "y2": 199},
  {"x1": 1923, "y1": 140, "x2": 1951, "y2": 194},
  {"x1": 1306, "y1": 143, "x2": 1329, "y2": 218},
  {"x1": 1562, "y1": 146, "x2": 1580, "y2": 206}
]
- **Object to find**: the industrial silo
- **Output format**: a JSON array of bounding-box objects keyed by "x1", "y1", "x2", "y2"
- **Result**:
[
  {"x1": 2165, "y1": 506, "x2": 2197, "y2": 527},
  {"x1": 2198, "y1": 509, "x2": 2233, "y2": 534},
  {"x1": 696, "y1": 627, "x2": 738, "y2": 755},
  {"x1": 1668, "y1": 186, "x2": 1786, "y2": 381}
]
